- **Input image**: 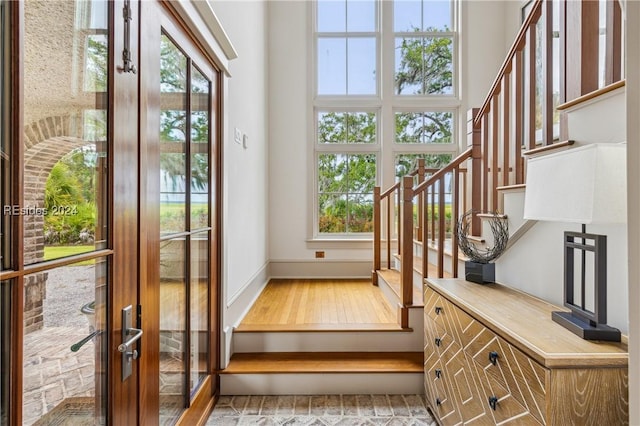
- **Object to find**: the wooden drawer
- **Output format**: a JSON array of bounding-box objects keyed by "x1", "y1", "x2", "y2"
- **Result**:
[
  {"x1": 425, "y1": 287, "x2": 476, "y2": 345},
  {"x1": 425, "y1": 356, "x2": 461, "y2": 425},
  {"x1": 472, "y1": 357, "x2": 543, "y2": 425},
  {"x1": 440, "y1": 341, "x2": 492, "y2": 424},
  {"x1": 424, "y1": 278, "x2": 629, "y2": 426},
  {"x1": 463, "y1": 321, "x2": 547, "y2": 423}
]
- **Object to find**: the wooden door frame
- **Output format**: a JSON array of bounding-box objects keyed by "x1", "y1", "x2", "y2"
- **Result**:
[
  {"x1": 110, "y1": 0, "x2": 141, "y2": 423},
  {"x1": 1, "y1": 0, "x2": 222, "y2": 423},
  {"x1": 1, "y1": 0, "x2": 141, "y2": 423},
  {"x1": 138, "y1": 2, "x2": 223, "y2": 424}
]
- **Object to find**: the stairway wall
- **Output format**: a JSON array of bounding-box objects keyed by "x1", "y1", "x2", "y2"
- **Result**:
[
  {"x1": 495, "y1": 90, "x2": 629, "y2": 334},
  {"x1": 495, "y1": 220, "x2": 628, "y2": 334}
]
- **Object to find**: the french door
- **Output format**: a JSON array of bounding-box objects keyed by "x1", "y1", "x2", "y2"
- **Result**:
[{"x1": 0, "y1": 0, "x2": 220, "y2": 424}]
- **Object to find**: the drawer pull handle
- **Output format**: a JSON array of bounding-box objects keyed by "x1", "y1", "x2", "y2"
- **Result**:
[
  {"x1": 435, "y1": 306, "x2": 443, "y2": 315},
  {"x1": 435, "y1": 369, "x2": 442, "y2": 379},
  {"x1": 435, "y1": 337, "x2": 442, "y2": 347},
  {"x1": 488, "y1": 396, "x2": 498, "y2": 411},
  {"x1": 489, "y1": 351, "x2": 499, "y2": 365},
  {"x1": 436, "y1": 398, "x2": 442, "y2": 406}
]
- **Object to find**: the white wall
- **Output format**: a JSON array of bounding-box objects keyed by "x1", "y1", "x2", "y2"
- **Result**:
[
  {"x1": 268, "y1": 1, "x2": 515, "y2": 270},
  {"x1": 210, "y1": 1, "x2": 270, "y2": 327},
  {"x1": 624, "y1": 0, "x2": 639, "y2": 423},
  {"x1": 496, "y1": 220, "x2": 629, "y2": 334}
]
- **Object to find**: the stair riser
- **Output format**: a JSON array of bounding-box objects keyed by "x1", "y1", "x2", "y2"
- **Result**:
[
  {"x1": 233, "y1": 329, "x2": 423, "y2": 353},
  {"x1": 220, "y1": 373, "x2": 424, "y2": 395}
]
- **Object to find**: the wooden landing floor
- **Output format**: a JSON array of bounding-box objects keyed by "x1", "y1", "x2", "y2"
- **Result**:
[{"x1": 236, "y1": 279, "x2": 399, "y2": 332}]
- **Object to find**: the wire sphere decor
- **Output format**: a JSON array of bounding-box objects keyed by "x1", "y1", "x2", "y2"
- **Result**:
[{"x1": 456, "y1": 210, "x2": 509, "y2": 264}]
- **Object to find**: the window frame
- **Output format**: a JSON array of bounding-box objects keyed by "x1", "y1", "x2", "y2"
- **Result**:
[{"x1": 310, "y1": 0, "x2": 460, "y2": 241}]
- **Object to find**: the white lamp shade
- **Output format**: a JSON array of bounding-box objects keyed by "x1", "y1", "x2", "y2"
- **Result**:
[{"x1": 523, "y1": 143, "x2": 627, "y2": 224}]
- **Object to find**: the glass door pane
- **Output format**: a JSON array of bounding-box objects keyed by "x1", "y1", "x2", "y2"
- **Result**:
[
  {"x1": 21, "y1": 1, "x2": 109, "y2": 424},
  {"x1": 190, "y1": 232, "x2": 208, "y2": 394},
  {"x1": 23, "y1": 259, "x2": 108, "y2": 425},
  {"x1": 159, "y1": 238, "x2": 187, "y2": 424},
  {"x1": 158, "y1": 29, "x2": 212, "y2": 423},
  {"x1": 23, "y1": 0, "x2": 108, "y2": 267}
]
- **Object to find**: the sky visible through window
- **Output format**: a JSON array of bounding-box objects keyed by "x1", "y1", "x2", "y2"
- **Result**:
[
  {"x1": 315, "y1": 0, "x2": 457, "y2": 234},
  {"x1": 317, "y1": 0, "x2": 452, "y2": 96}
]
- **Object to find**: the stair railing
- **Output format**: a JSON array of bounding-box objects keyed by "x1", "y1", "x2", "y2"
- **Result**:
[
  {"x1": 374, "y1": 0, "x2": 623, "y2": 328},
  {"x1": 372, "y1": 159, "x2": 427, "y2": 284},
  {"x1": 469, "y1": 0, "x2": 545, "y2": 230},
  {"x1": 403, "y1": 148, "x2": 473, "y2": 296}
]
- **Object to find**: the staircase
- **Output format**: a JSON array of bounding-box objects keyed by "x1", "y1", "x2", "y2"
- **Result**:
[
  {"x1": 372, "y1": 0, "x2": 626, "y2": 332},
  {"x1": 220, "y1": 280, "x2": 425, "y2": 395}
]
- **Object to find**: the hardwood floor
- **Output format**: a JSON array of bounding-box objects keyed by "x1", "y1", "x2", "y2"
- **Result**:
[
  {"x1": 236, "y1": 279, "x2": 399, "y2": 332},
  {"x1": 222, "y1": 352, "x2": 423, "y2": 374}
]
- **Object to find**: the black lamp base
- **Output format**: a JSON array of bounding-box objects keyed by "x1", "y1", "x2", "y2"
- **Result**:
[
  {"x1": 465, "y1": 261, "x2": 495, "y2": 284},
  {"x1": 552, "y1": 311, "x2": 621, "y2": 342}
]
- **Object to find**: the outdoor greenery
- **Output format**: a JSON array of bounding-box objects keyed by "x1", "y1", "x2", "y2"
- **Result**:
[
  {"x1": 44, "y1": 149, "x2": 99, "y2": 245},
  {"x1": 44, "y1": 245, "x2": 95, "y2": 265},
  {"x1": 159, "y1": 35, "x2": 211, "y2": 234},
  {"x1": 318, "y1": 25, "x2": 454, "y2": 233}
]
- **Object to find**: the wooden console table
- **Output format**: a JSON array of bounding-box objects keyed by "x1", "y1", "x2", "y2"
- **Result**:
[{"x1": 424, "y1": 278, "x2": 628, "y2": 425}]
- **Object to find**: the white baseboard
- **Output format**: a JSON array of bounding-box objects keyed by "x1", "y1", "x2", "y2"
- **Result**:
[{"x1": 270, "y1": 260, "x2": 371, "y2": 278}]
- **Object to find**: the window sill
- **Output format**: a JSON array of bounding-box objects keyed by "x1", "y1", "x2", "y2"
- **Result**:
[{"x1": 306, "y1": 238, "x2": 375, "y2": 250}]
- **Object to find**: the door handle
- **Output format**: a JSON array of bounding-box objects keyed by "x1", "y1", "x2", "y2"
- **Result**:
[
  {"x1": 71, "y1": 330, "x2": 102, "y2": 352},
  {"x1": 120, "y1": 305, "x2": 142, "y2": 381},
  {"x1": 118, "y1": 327, "x2": 143, "y2": 353}
]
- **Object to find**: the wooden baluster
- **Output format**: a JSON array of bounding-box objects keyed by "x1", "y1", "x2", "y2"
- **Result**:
[
  {"x1": 565, "y1": 0, "x2": 599, "y2": 101},
  {"x1": 430, "y1": 186, "x2": 435, "y2": 244},
  {"x1": 373, "y1": 186, "x2": 381, "y2": 283},
  {"x1": 438, "y1": 176, "x2": 445, "y2": 278},
  {"x1": 467, "y1": 108, "x2": 481, "y2": 235},
  {"x1": 482, "y1": 113, "x2": 489, "y2": 216},
  {"x1": 422, "y1": 193, "x2": 429, "y2": 281},
  {"x1": 386, "y1": 192, "x2": 391, "y2": 269},
  {"x1": 417, "y1": 159, "x2": 425, "y2": 242},
  {"x1": 396, "y1": 187, "x2": 401, "y2": 256},
  {"x1": 401, "y1": 176, "x2": 414, "y2": 311},
  {"x1": 452, "y1": 166, "x2": 460, "y2": 278},
  {"x1": 502, "y1": 71, "x2": 511, "y2": 190},
  {"x1": 605, "y1": 0, "x2": 622, "y2": 85},
  {"x1": 514, "y1": 49, "x2": 524, "y2": 184},
  {"x1": 542, "y1": 0, "x2": 553, "y2": 146},
  {"x1": 526, "y1": 23, "x2": 537, "y2": 151},
  {"x1": 491, "y1": 95, "x2": 499, "y2": 212}
]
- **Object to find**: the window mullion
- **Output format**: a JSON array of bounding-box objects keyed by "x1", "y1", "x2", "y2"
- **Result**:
[{"x1": 312, "y1": 0, "x2": 458, "y2": 238}]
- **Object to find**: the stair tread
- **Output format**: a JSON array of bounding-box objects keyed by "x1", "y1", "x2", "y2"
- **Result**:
[
  {"x1": 235, "y1": 323, "x2": 408, "y2": 332},
  {"x1": 377, "y1": 268, "x2": 423, "y2": 307},
  {"x1": 222, "y1": 352, "x2": 423, "y2": 374}
]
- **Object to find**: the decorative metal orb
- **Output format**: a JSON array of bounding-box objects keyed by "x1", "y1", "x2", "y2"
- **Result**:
[{"x1": 456, "y1": 210, "x2": 509, "y2": 264}]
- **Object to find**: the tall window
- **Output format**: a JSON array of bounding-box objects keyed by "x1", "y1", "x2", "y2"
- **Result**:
[{"x1": 314, "y1": 0, "x2": 458, "y2": 237}]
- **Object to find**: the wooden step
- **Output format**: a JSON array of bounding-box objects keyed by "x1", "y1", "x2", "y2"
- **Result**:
[
  {"x1": 377, "y1": 268, "x2": 423, "y2": 307},
  {"x1": 234, "y1": 323, "x2": 406, "y2": 332},
  {"x1": 222, "y1": 352, "x2": 423, "y2": 374}
]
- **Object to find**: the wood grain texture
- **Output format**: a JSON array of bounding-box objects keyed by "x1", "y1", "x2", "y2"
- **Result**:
[
  {"x1": 424, "y1": 279, "x2": 629, "y2": 426},
  {"x1": 237, "y1": 279, "x2": 397, "y2": 331},
  {"x1": 548, "y1": 368, "x2": 628, "y2": 425},
  {"x1": 222, "y1": 352, "x2": 423, "y2": 374},
  {"x1": 426, "y1": 279, "x2": 628, "y2": 368}
]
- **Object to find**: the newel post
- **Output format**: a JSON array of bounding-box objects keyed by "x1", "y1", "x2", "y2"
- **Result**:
[
  {"x1": 467, "y1": 108, "x2": 482, "y2": 235},
  {"x1": 401, "y1": 176, "x2": 414, "y2": 310},
  {"x1": 372, "y1": 186, "x2": 381, "y2": 284}
]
